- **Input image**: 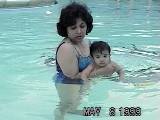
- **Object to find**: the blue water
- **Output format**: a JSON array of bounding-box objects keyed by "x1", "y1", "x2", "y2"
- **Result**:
[{"x1": 0, "y1": 0, "x2": 160, "y2": 120}]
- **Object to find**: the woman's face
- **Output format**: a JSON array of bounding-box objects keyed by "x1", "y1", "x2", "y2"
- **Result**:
[{"x1": 67, "y1": 18, "x2": 87, "y2": 43}]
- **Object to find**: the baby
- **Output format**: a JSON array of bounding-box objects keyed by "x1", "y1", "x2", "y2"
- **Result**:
[{"x1": 81, "y1": 41, "x2": 124, "y2": 81}]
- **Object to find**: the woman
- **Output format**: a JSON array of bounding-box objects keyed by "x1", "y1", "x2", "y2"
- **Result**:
[{"x1": 54, "y1": 2, "x2": 93, "y2": 120}]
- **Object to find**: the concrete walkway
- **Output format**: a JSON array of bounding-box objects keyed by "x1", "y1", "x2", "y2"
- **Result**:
[{"x1": 0, "y1": 0, "x2": 58, "y2": 8}]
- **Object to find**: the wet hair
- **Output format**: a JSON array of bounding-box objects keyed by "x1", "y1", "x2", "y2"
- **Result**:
[
  {"x1": 57, "y1": 2, "x2": 93, "y2": 37},
  {"x1": 90, "y1": 41, "x2": 111, "y2": 57}
]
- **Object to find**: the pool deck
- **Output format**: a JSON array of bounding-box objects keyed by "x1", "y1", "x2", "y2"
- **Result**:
[{"x1": 0, "y1": 0, "x2": 58, "y2": 8}]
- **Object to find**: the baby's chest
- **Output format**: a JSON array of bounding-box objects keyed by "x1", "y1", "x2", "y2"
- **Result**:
[{"x1": 104, "y1": 66, "x2": 116, "y2": 75}]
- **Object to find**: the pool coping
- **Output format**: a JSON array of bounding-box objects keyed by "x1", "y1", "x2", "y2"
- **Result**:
[{"x1": 0, "y1": 0, "x2": 58, "y2": 8}]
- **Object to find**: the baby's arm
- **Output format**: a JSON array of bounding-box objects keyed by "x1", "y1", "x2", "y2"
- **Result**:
[
  {"x1": 114, "y1": 62, "x2": 125, "y2": 81},
  {"x1": 81, "y1": 64, "x2": 94, "y2": 81}
]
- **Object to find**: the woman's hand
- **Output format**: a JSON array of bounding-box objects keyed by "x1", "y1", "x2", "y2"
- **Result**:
[{"x1": 80, "y1": 64, "x2": 95, "y2": 81}]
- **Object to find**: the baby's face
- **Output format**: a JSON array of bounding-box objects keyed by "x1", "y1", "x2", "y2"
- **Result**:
[{"x1": 92, "y1": 50, "x2": 110, "y2": 67}]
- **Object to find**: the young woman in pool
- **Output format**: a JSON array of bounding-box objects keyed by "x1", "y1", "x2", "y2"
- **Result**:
[{"x1": 54, "y1": 2, "x2": 93, "y2": 120}]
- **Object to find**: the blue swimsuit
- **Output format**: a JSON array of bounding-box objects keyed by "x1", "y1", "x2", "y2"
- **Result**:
[{"x1": 55, "y1": 42, "x2": 92, "y2": 84}]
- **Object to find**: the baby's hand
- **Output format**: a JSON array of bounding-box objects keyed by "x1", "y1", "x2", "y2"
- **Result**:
[{"x1": 119, "y1": 75, "x2": 125, "y2": 82}]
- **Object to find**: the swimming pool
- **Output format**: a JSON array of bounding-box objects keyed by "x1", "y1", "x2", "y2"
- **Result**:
[{"x1": 0, "y1": 0, "x2": 159, "y2": 120}]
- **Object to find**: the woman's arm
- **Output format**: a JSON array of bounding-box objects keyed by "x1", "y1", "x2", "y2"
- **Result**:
[
  {"x1": 57, "y1": 43, "x2": 80, "y2": 79},
  {"x1": 81, "y1": 64, "x2": 94, "y2": 81}
]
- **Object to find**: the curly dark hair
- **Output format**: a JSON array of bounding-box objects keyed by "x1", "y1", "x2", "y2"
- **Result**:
[
  {"x1": 57, "y1": 2, "x2": 93, "y2": 37},
  {"x1": 90, "y1": 41, "x2": 111, "y2": 57}
]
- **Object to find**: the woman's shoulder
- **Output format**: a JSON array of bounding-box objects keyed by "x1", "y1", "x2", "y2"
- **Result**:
[
  {"x1": 58, "y1": 38, "x2": 73, "y2": 47},
  {"x1": 84, "y1": 38, "x2": 91, "y2": 45},
  {"x1": 59, "y1": 43, "x2": 74, "y2": 52},
  {"x1": 57, "y1": 39, "x2": 75, "y2": 55}
]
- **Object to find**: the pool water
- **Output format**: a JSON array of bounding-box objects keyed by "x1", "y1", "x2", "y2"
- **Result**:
[{"x1": 0, "y1": 0, "x2": 160, "y2": 120}]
